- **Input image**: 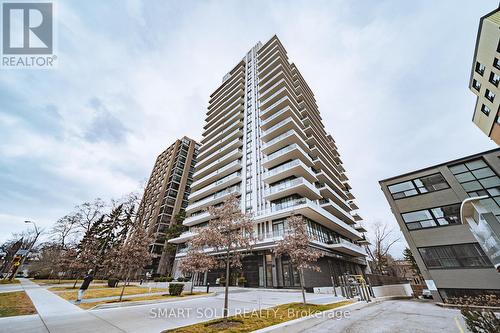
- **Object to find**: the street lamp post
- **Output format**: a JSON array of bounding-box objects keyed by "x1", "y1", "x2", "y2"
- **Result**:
[{"x1": 8, "y1": 220, "x2": 41, "y2": 280}]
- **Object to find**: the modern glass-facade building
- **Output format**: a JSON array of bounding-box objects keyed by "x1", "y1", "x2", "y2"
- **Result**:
[
  {"x1": 380, "y1": 148, "x2": 500, "y2": 303},
  {"x1": 170, "y1": 36, "x2": 369, "y2": 289}
]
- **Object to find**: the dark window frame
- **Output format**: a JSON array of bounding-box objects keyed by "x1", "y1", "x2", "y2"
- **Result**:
[
  {"x1": 418, "y1": 243, "x2": 493, "y2": 270},
  {"x1": 401, "y1": 203, "x2": 462, "y2": 231},
  {"x1": 449, "y1": 158, "x2": 500, "y2": 217},
  {"x1": 475, "y1": 62, "x2": 485, "y2": 76},
  {"x1": 472, "y1": 79, "x2": 481, "y2": 92},
  {"x1": 489, "y1": 71, "x2": 500, "y2": 87},
  {"x1": 481, "y1": 104, "x2": 491, "y2": 116},
  {"x1": 494, "y1": 58, "x2": 500, "y2": 71},
  {"x1": 485, "y1": 88, "x2": 495, "y2": 102},
  {"x1": 387, "y1": 173, "x2": 450, "y2": 200}
]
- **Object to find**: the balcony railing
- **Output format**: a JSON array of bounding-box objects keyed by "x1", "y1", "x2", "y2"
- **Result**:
[
  {"x1": 263, "y1": 144, "x2": 311, "y2": 165},
  {"x1": 190, "y1": 172, "x2": 242, "y2": 200},
  {"x1": 187, "y1": 185, "x2": 240, "y2": 212},
  {"x1": 203, "y1": 110, "x2": 243, "y2": 143},
  {"x1": 256, "y1": 197, "x2": 310, "y2": 217},
  {"x1": 260, "y1": 96, "x2": 289, "y2": 116},
  {"x1": 260, "y1": 86, "x2": 287, "y2": 107},
  {"x1": 198, "y1": 128, "x2": 242, "y2": 159},
  {"x1": 265, "y1": 177, "x2": 315, "y2": 197},
  {"x1": 195, "y1": 147, "x2": 242, "y2": 177},
  {"x1": 191, "y1": 160, "x2": 241, "y2": 189},
  {"x1": 264, "y1": 159, "x2": 312, "y2": 179},
  {"x1": 261, "y1": 117, "x2": 298, "y2": 138}
]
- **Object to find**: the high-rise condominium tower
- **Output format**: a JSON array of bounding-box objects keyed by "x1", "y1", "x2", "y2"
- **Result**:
[
  {"x1": 137, "y1": 136, "x2": 199, "y2": 275},
  {"x1": 470, "y1": 7, "x2": 500, "y2": 144},
  {"x1": 170, "y1": 36, "x2": 368, "y2": 289}
]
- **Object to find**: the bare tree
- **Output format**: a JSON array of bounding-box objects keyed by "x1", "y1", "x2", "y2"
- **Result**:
[
  {"x1": 274, "y1": 215, "x2": 323, "y2": 304},
  {"x1": 187, "y1": 194, "x2": 254, "y2": 323},
  {"x1": 74, "y1": 198, "x2": 106, "y2": 233},
  {"x1": 367, "y1": 222, "x2": 400, "y2": 274},
  {"x1": 51, "y1": 215, "x2": 79, "y2": 249},
  {"x1": 178, "y1": 250, "x2": 217, "y2": 293},
  {"x1": 110, "y1": 223, "x2": 152, "y2": 302}
]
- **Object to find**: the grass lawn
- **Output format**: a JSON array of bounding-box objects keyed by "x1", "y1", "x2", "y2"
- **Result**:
[
  {"x1": 31, "y1": 279, "x2": 107, "y2": 285},
  {"x1": 53, "y1": 286, "x2": 170, "y2": 301},
  {"x1": 166, "y1": 301, "x2": 352, "y2": 333},
  {"x1": 0, "y1": 291, "x2": 37, "y2": 317},
  {"x1": 0, "y1": 279, "x2": 20, "y2": 284},
  {"x1": 49, "y1": 285, "x2": 109, "y2": 292},
  {"x1": 78, "y1": 292, "x2": 208, "y2": 310}
]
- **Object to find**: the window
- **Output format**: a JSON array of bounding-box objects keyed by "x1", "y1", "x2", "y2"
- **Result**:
[
  {"x1": 485, "y1": 89, "x2": 495, "y2": 102},
  {"x1": 388, "y1": 173, "x2": 449, "y2": 199},
  {"x1": 489, "y1": 72, "x2": 500, "y2": 86},
  {"x1": 401, "y1": 203, "x2": 461, "y2": 230},
  {"x1": 475, "y1": 62, "x2": 485, "y2": 75},
  {"x1": 481, "y1": 104, "x2": 491, "y2": 116},
  {"x1": 418, "y1": 243, "x2": 492, "y2": 269},
  {"x1": 472, "y1": 79, "x2": 481, "y2": 91},
  {"x1": 494, "y1": 58, "x2": 500, "y2": 71},
  {"x1": 450, "y1": 158, "x2": 500, "y2": 216}
]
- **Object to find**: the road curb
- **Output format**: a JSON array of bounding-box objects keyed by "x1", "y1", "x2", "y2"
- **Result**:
[{"x1": 90, "y1": 292, "x2": 217, "y2": 310}]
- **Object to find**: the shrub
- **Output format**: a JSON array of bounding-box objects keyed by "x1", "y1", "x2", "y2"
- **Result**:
[
  {"x1": 108, "y1": 278, "x2": 119, "y2": 287},
  {"x1": 33, "y1": 273, "x2": 50, "y2": 280},
  {"x1": 461, "y1": 308, "x2": 500, "y2": 333},
  {"x1": 166, "y1": 276, "x2": 174, "y2": 282},
  {"x1": 169, "y1": 283, "x2": 184, "y2": 296},
  {"x1": 237, "y1": 276, "x2": 247, "y2": 286},
  {"x1": 219, "y1": 277, "x2": 226, "y2": 285},
  {"x1": 177, "y1": 277, "x2": 187, "y2": 282}
]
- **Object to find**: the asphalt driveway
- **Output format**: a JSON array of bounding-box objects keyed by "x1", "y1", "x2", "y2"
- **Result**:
[{"x1": 303, "y1": 299, "x2": 470, "y2": 333}]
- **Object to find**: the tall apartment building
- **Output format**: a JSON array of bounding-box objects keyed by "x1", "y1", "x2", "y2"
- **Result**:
[
  {"x1": 380, "y1": 149, "x2": 500, "y2": 303},
  {"x1": 136, "y1": 136, "x2": 199, "y2": 275},
  {"x1": 170, "y1": 36, "x2": 369, "y2": 289},
  {"x1": 470, "y1": 7, "x2": 500, "y2": 144}
]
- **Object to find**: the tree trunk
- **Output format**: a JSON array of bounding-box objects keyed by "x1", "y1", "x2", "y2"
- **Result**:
[
  {"x1": 299, "y1": 268, "x2": 306, "y2": 305},
  {"x1": 223, "y1": 249, "x2": 230, "y2": 322},
  {"x1": 190, "y1": 272, "x2": 196, "y2": 294},
  {"x1": 119, "y1": 272, "x2": 129, "y2": 302}
]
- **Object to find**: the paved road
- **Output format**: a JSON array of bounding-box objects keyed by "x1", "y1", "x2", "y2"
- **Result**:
[
  {"x1": 303, "y1": 299, "x2": 470, "y2": 333},
  {"x1": 0, "y1": 281, "x2": 344, "y2": 333}
]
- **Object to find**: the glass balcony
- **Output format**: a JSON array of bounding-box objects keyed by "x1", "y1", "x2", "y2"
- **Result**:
[
  {"x1": 186, "y1": 185, "x2": 240, "y2": 213},
  {"x1": 190, "y1": 172, "x2": 242, "y2": 201},
  {"x1": 194, "y1": 146, "x2": 243, "y2": 178},
  {"x1": 262, "y1": 144, "x2": 313, "y2": 169},
  {"x1": 264, "y1": 177, "x2": 321, "y2": 201},
  {"x1": 191, "y1": 159, "x2": 242, "y2": 190}
]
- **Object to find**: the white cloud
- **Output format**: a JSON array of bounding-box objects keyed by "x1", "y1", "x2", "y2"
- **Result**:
[{"x1": 0, "y1": 0, "x2": 497, "y2": 257}]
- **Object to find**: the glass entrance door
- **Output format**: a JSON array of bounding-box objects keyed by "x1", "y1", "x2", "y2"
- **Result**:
[{"x1": 265, "y1": 254, "x2": 273, "y2": 287}]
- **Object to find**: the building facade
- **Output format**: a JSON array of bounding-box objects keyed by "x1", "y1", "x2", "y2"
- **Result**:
[
  {"x1": 170, "y1": 36, "x2": 369, "y2": 290},
  {"x1": 380, "y1": 149, "x2": 500, "y2": 303},
  {"x1": 136, "y1": 136, "x2": 199, "y2": 275},
  {"x1": 470, "y1": 7, "x2": 500, "y2": 144}
]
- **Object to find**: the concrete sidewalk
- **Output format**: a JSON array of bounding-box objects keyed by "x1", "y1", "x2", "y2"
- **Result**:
[
  {"x1": 0, "y1": 283, "x2": 23, "y2": 294},
  {"x1": 0, "y1": 278, "x2": 125, "y2": 333},
  {"x1": 1, "y1": 284, "x2": 346, "y2": 333}
]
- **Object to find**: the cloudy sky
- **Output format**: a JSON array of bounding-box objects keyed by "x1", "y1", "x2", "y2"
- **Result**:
[{"x1": 0, "y1": 0, "x2": 497, "y2": 256}]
